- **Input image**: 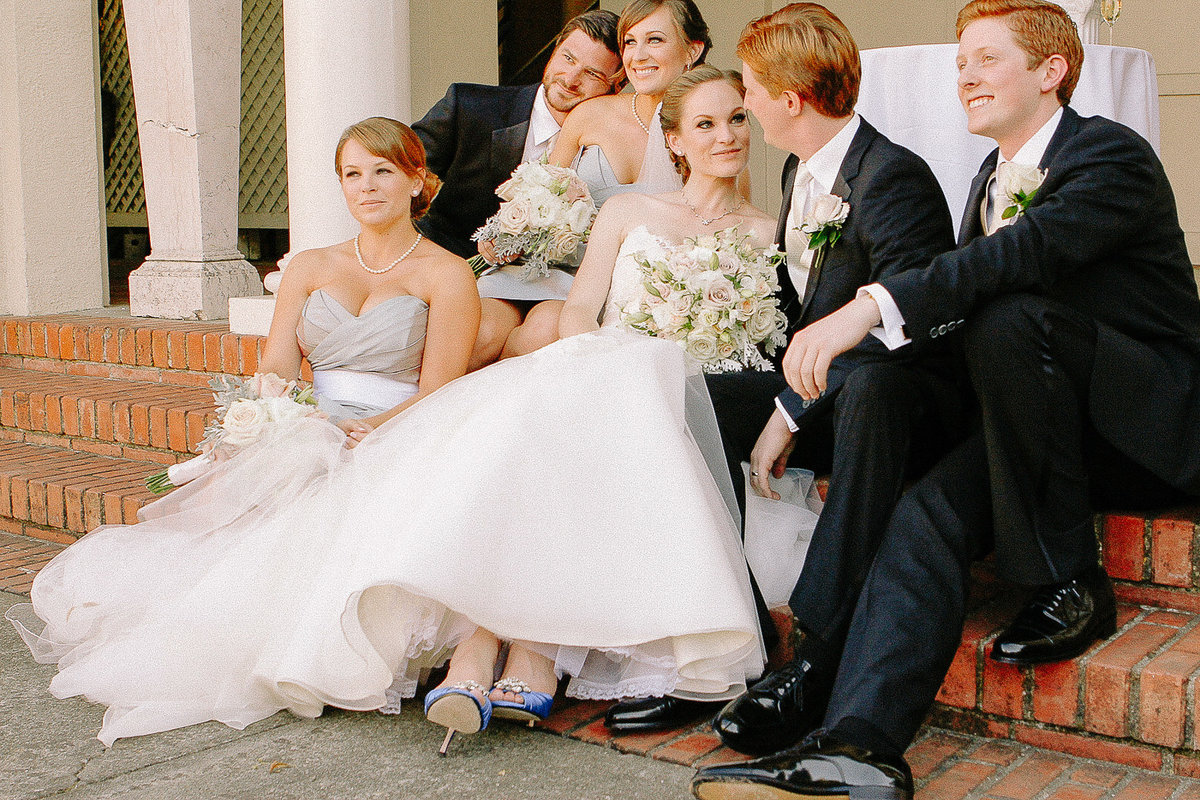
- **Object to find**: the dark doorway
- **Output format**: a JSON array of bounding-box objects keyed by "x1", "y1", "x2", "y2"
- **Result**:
[{"x1": 499, "y1": 0, "x2": 600, "y2": 86}]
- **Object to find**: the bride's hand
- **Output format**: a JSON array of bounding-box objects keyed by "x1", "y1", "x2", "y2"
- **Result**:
[{"x1": 337, "y1": 418, "x2": 375, "y2": 449}]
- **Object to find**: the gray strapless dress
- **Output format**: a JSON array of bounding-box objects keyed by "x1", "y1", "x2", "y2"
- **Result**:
[{"x1": 297, "y1": 290, "x2": 427, "y2": 420}]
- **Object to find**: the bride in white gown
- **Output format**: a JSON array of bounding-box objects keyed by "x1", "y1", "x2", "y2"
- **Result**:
[{"x1": 9, "y1": 70, "x2": 773, "y2": 751}]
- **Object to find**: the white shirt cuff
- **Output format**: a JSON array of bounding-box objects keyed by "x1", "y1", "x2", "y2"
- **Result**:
[
  {"x1": 859, "y1": 284, "x2": 911, "y2": 350},
  {"x1": 773, "y1": 399, "x2": 799, "y2": 433}
]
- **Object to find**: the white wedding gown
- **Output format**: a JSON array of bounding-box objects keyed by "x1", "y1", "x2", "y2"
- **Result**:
[{"x1": 8, "y1": 227, "x2": 764, "y2": 746}]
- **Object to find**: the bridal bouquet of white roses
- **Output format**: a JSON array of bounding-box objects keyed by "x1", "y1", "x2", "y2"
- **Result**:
[
  {"x1": 620, "y1": 227, "x2": 789, "y2": 373},
  {"x1": 468, "y1": 160, "x2": 597, "y2": 280},
  {"x1": 145, "y1": 372, "x2": 324, "y2": 494}
]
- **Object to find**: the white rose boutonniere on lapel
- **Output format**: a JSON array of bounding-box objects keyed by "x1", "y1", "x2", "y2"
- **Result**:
[
  {"x1": 796, "y1": 193, "x2": 850, "y2": 271},
  {"x1": 998, "y1": 162, "x2": 1047, "y2": 222}
]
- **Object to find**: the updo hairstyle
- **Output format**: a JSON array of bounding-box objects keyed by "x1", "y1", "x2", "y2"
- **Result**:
[
  {"x1": 334, "y1": 117, "x2": 442, "y2": 220},
  {"x1": 659, "y1": 65, "x2": 746, "y2": 182}
]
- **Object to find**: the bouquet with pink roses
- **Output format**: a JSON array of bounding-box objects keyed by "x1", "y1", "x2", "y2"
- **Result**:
[
  {"x1": 620, "y1": 227, "x2": 789, "y2": 373},
  {"x1": 468, "y1": 159, "x2": 597, "y2": 279},
  {"x1": 145, "y1": 372, "x2": 324, "y2": 494}
]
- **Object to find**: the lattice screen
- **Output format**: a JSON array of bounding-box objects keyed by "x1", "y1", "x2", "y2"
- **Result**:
[
  {"x1": 98, "y1": 0, "x2": 288, "y2": 227},
  {"x1": 240, "y1": 0, "x2": 288, "y2": 227},
  {"x1": 99, "y1": 0, "x2": 143, "y2": 223}
]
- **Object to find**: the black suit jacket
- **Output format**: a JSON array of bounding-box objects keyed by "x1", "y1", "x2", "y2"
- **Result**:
[
  {"x1": 774, "y1": 118, "x2": 957, "y2": 423},
  {"x1": 412, "y1": 83, "x2": 540, "y2": 259},
  {"x1": 882, "y1": 106, "x2": 1200, "y2": 493}
]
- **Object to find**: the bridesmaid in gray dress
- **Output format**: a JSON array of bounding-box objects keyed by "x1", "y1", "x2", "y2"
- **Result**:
[
  {"x1": 259, "y1": 117, "x2": 480, "y2": 442},
  {"x1": 484, "y1": 0, "x2": 712, "y2": 361}
]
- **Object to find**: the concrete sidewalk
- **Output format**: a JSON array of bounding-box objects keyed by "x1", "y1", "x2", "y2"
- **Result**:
[{"x1": 1, "y1": 592, "x2": 696, "y2": 800}]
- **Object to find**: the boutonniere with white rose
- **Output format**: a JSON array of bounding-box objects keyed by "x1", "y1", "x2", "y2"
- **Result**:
[
  {"x1": 797, "y1": 193, "x2": 850, "y2": 261},
  {"x1": 997, "y1": 161, "x2": 1047, "y2": 222}
]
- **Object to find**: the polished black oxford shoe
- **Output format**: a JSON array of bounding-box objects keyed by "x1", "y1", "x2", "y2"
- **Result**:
[
  {"x1": 692, "y1": 734, "x2": 913, "y2": 800},
  {"x1": 711, "y1": 657, "x2": 831, "y2": 755},
  {"x1": 604, "y1": 695, "x2": 720, "y2": 732},
  {"x1": 990, "y1": 566, "x2": 1117, "y2": 665}
]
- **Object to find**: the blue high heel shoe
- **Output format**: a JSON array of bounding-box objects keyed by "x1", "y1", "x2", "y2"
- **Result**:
[
  {"x1": 424, "y1": 680, "x2": 492, "y2": 755},
  {"x1": 489, "y1": 677, "x2": 554, "y2": 726}
]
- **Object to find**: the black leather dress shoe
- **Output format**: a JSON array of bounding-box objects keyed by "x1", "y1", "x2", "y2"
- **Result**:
[
  {"x1": 711, "y1": 658, "x2": 831, "y2": 755},
  {"x1": 991, "y1": 566, "x2": 1117, "y2": 665},
  {"x1": 604, "y1": 696, "x2": 720, "y2": 732},
  {"x1": 692, "y1": 734, "x2": 913, "y2": 800}
]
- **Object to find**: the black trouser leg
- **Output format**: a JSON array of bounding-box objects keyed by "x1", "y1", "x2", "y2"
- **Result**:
[
  {"x1": 823, "y1": 431, "x2": 993, "y2": 754},
  {"x1": 789, "y1": 363, "x2": 953, "y2": 647},
  {"x1": 964, "y1": 294, "x2": 1102, "y2": 584}
]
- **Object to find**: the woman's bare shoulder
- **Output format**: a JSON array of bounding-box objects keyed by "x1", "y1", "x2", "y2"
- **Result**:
[
  {"x1": 279, "y1": 242, "x2": 349, "y2": 292},
  {"x1": 562, "y1": 94, "x2": 627, "y2": 132},
  {"x1": 412, "y1": 240, "x2": 476, "y2": 296}
]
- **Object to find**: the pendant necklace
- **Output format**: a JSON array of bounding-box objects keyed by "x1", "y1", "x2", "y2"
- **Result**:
[{"x1": 682, "y1": 189, "x2": 744, "y2": 226}]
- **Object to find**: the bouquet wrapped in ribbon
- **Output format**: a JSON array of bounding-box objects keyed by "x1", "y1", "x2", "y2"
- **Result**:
[
  {"x1": 620, "y1": 227, "x2": 789, "y2": 373},
  {"x1": 145, "y1": 373, "x2": 324, "y2": 494},
  {"x1": 468, "y1": 160, "x2": 597, "y2": 279}
]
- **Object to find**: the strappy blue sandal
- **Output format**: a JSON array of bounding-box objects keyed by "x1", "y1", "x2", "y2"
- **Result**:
[
  {"x1": 424, "y1": 680, "x2": 492, "y2": 755},
  {"x1": 490, "y1": 677, "x2": 555, "y2": 726}
]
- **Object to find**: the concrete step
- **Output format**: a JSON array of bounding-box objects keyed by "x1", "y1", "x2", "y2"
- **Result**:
[{"x1": 0, "y1": 366, "x2": 214, "y2": 459}]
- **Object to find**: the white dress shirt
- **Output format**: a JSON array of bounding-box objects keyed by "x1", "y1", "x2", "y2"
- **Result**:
[
  {"x1": 520, "y1": 85, "x2": 561, "y2": 163},
  {"x1": 863, "y1": 107, "x2": 1064, "y2": 350}
]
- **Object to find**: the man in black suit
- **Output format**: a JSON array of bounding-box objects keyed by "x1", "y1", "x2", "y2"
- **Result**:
[
  {"x1": 413, "y1": 10, "x2": 622, "y2": 369},
  {"x1": 694, "y1": 1, "x2": 1200, "y2": 798},
  {"x1": 604, "y1": 3, "x2": 964, "y2": 735}
]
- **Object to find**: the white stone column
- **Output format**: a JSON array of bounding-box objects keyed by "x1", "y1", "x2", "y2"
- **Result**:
[
  {"x1": 231, "y1": 0, "x2": 412, "y2": 334},
  {"x1": 124, "y1": 0, "x2": 261, "y2": 320},
  {"x1": 0, "y1": 0, "x2": 107, "y2": 316}
]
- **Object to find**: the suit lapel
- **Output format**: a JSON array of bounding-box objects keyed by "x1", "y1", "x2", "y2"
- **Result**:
[
  {"x1": 795, "y1": 121, "x2": 873, "y2": 323},
  {"x1": 776, "y1": 155, "x2": 799, "y2": 248},
  {"x1": 959, "y1": 154, "x2": 995, "y2": 246},
  {"x1": 490, "y1": 84, "x2": 540, "y2": 186},
  {"x1": 776, "y1": 156, "x2": 800, "y2": 322}
]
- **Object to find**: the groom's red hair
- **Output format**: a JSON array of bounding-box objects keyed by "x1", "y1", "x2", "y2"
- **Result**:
[
  {"x1": 956, "y1": 0, "x2": 1083, "y2": 105},
  {"x1": 736, "y1": 3, "x2": 859, "y2": 119}
]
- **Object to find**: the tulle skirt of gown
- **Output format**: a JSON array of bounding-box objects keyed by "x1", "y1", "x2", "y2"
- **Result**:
[{"x1": 8, "y1": 329, "x2": 764, "y2": 745}]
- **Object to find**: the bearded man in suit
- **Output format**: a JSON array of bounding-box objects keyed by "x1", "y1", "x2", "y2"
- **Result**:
[
  {"x1": 413, "y1": 9, "x2": 623, "y2": 369},
  {"x1": 604, "y1": 2, "x2": 965, "y2": 736},
  {"x1": 693, "y1": 2, "x2": 1200, "y2": 798}
]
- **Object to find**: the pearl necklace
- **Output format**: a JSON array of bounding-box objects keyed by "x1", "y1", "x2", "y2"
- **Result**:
[
  {"x1": 631, "y1": 92, "x2": 651, "y2": 135},
  {"x1": 354, "y1": 232, "x2": 422, "y2": 274},
  {"x1": 682, "y1": 189, "x2": 744, "y2": 226}
]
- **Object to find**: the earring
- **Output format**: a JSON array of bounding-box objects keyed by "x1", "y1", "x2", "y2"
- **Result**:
[{"x1": 412, "y1": 189, "x2": 420, "y2": 196}]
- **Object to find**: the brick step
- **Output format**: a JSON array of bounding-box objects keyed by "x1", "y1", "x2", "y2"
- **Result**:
[
  {"x1": 1, "y1": 313, "x2": 266, "y2": 383},
  {"x1": 1103, "y1": 508, "x2": 1200, "y2": 609},
  {"x1": 0, "y1": 440, "x2": 159, "y2": 543},
  {"x1": 0, "y1": 366, "x2": 214, "y2": 459},
  {"x1": 926, "y1": 568, "x2": 1200, "y2": 770}
]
